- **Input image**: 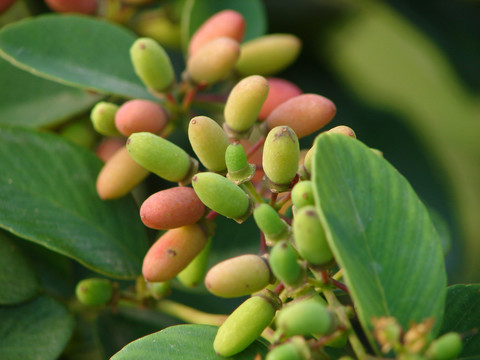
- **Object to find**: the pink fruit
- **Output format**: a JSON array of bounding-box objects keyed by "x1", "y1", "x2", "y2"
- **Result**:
[
  {"x1": 258, "y1": 78, "x2": 302, "y2": 120},
  {"x1": 115, "y1": 99, "x2": 167, "y2": 137},
  {"x1": 44, "y1": 0, "x2": 97, "y2": 14},
  {"x1": 95, "y1": 137, "x2": 125, "y2": 162}
]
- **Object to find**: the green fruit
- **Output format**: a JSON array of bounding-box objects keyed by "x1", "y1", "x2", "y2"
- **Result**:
[
  {"x1": 90, "y1": 101, "x2": 121, "y2": 136},
  {"x1": 269, "y1": 240, "x2": 303, "y2": 287},
  {"x1": 253, "y1": 203, "x2": 289, "y2": 243},
  {"x1": 75, "y1": 278, "x2": 113, "y2": 306},
  {"x1": 263, "y1": 126, "x2": 300, "y2": 192},
  {"x1": 223, "y1": 75, "x2": 269, "y2": 138},
  {"x1": 126, "y1": 132, "x2": 198, "y2": 184},
  {"x1": 177, "y1": 237, "x2": 212, "y2": 287},
  {"x1": 148, "y1": 281, "x2": 171, "y2": 299},
  {"x1": 266, "y1": 337, "x2": 310, "y2": 360},
  {"x1": 130, "y1": 37, "x2": 175, "y2": 93},
  {"x1": 291, "y1": 180, "x2": 314, "y2": 209},
  {"x1": 225, "y1": 142, "x2": 256, "y2": 184},
  {"x1": 188, "y1": 116, "x2": 230, "y2": 172},
  {"x1": 192, "y1": 172, "x2": 252, "y2": 223},
  {"x1": 425, "y1": 332, "x2": 463, "y2": 360},
  {"x1": 214, "y1": 289, "x2": 281, "y2": 357},
  {"x1": 293, "y1": 205, "x2": 333, "y2": 266}
]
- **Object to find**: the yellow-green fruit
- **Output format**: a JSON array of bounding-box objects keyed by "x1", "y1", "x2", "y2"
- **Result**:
[
  {"x1": 177, "y1": 237, "x2": 212, "y2": 287},
  {"x1": 186, "y1": 37, "x2": 240, "y2": 85},
  {"x1": 276, "y1": 298, "x2": 336, "y2": 337},
  {"x1": 225, "y1": 142, "x2": 255, "y2": 184},
  {"x1": 148, "y1": 281, "x2": 171, "y2": 299},
  {"x1": 269, "y1": 240, "x2": 303, "y2": 287},
  {"x1": 188, "y1": 116, "x2": 230, "y2": 172},
  {"x1": 126, "y1": 132, "x2": 197, "y2": 184},
  {"x1": 59, "y1": 118, "x2": 97, "y2": 149},
  {"x1": 328, "y1": 125, "x2": 356, "y2": 138},
  {"x1": 192, "y1": 172, "x2": 251, "y2": 222},
  {"x1": 90, "y1": 102, "x2": 121, "y2": 136},
  {"x1": 214, "y1": 289, "x2": 281, "y2": 357},
  {"x1": 291, "y1": 181, "x2": 314, "y2": 209},
  {"x1": 253, "y1": 204, "x2": 289, "y2": 243},
  {"x1": 425, "y1": 332, "x2": 463, "y2": 360},
  {"x1": 235, "y1": 34, "x2": 301, "y2": 76},
  {"x1": 293, "y1": 205, "x2": 333, "y2": 265},
  {"x1": 75, "y1": 278, "x2": 113, "y2": 306},
  {"x1": 263, "y1": 126, "x2": 300, "y2": 192},
  {"x1": 205, "y1": 254, "x2": 273, "y2": 298},
  {"x1": 266, "y1": 337, "x2": 311, "y2": 360},
  {"x1": 223, "y1": 75, "x2": 269, "y2": 138},
  {"x1": 136, "y1": 10, "x2": 181, "y2": 49},
  {"x1": 130, "y1": 37, "x2": 175, "y2": 93},
  {"x1": 301, "y1": 145, "x2": 315, "y2": 178}
]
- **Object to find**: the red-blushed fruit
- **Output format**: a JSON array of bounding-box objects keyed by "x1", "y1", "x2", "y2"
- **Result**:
[
  {"x1": 142, "y1": 224, "x2": 208, "y2": 282},
  {"x1": 188, "y1": 10, "x2": 245, "y2": 56},
  {"x1": 258, "y1": 78, "x2": 302, "y2": 120},
  {"x1": 44, "y1": 0, "x2": 97, "y2": 14},
  {"x1": 140, "y1": 187, "x2": 205, "y2": 230},
  {"x1": 96, "y1": 146, "x2": 149, "y2": 199},
  {"x1": 0, "y1": 0, "x2": 16, "y2": 14},
  {"x1": 95, "y1": 137, "x2": 125, "y2": 163},
  {"x1": 115, "y1": 99, "x2": 168, "y2": 137},
  {"x1": 266, "y1": 94, "x2": 336, "y2": 139}
]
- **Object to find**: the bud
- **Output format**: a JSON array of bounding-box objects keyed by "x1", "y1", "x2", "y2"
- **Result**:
[
  {"x1": 266, "y1": 337, "x2": 311, "y2": 360},
  {"x1": 292, "y1": 205, "x2": 333, "y2": 266},
  {"x1": 90, "y1": 102, "x2": 121, "y2": 136},
  {"x1": 223, "y1": 75, "x2": 269, "y2": 138},
  {"x1": 205, "y1": 254, "x2": 273, "y2": 298},
  {"x1": 235, "y1": 34, "x2": 302, "y2": 76},
  {"x1": 96, "y1": 146, "x2": 150, "y2": 199},
  {"x1": 130, "y1": 37, "x2": 175, "y2": 93},
  {"x1": 188, "y1": 116, "x2": 230, "y2": 172},
  {"x1": 126, "y1": 132, "x2": 198, "y2": 184},
  {"x1": 425, "y1": 333, "x2": 462, "y2": 360},
  {"x1": 214, "y1": 289, "x2": 282, "y2": 357},
  {"x1": 188, "y1": 10, "x2": 245, "y2": 56},
  {"x1": 115, "y1": 99, "x2": 168, "y2": 136},
  {"x1": 225, "y1": 142, "x2": 255, "y2": 184},
  {"x1": 253, "y1": 204, "x2": 289, "y2": 244},
  {"x1": 177, "y1": 237, "x2": 212, "y2": 287},
  {"x1": 140, "y1": 187, "x2": 205, "y2": 230},
  {"x1": 186, "y1": 37, "x2": 240, "y2": 85},
  {"x1": 259, "y1": 78, "x2": 303, "y2": 120},
  {"x1": 142, "y1": 224, "x2": 208, "y2": 282},
  {"x1": 269, "y1": 240, "x2": 304, "y2": 287},
  {"x1": 263, "y1": 126, "x2": 300, "y2": 193},
  {"x1": 328, "y1": 125, "x2": 356, "y2": 138},
  {"x1": 192, "y1": 172, "x2": 252, "y2": 223},
  {"x1": 266, "y1": 94, "x2": 336, "y2": 139},
  {"x1": 291, "y1": 181, "x2": 314, "y2": 209},
  {"x1": 75, "y1": 278, "x2": 113, "y2": 306}
]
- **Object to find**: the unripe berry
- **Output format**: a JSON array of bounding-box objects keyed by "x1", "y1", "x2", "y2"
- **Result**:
[
  {"x1": 425, "y1": 332, "x2": 463, "y2": 360},
  {"x1": 253, "y1": 204, "x2": 289, "y2": 244},
  {"x1": 45, "y1": 0, "x2": 97, "y2": 14},
  {"x1": 266, "y1": 337, "x2": 311, "y2": 360},
  {"x1": 96, "y1": 146, "x2": 149, "y2": 199},
  {"x1": 214, "y1": 289, "x2": 282, "y2": 357},
  {"x1": 126, "y1": 132, "x2": 198, "y2": 184},
  {"x1": 301, "y1": 145, "x2": 315, "y2": 178},
  {"x1": 188, "y1": 116, "x2": 230, "y2": 172},
  {"x1": 142, "y1": 224, "x2": 208, "y2": 282},
  {"x1": 223, "y1": 75, "x2": 269, "y2": 138},
  {"x1": 192, "y1": 172, "x2": 252, "y2": 223},
  {"x1": 115, "y1": 99, "x2": 168, "y2": 136},
  {"x1": 186, "y1": 37, "x2": 240, "y2": 85},
  {"x1": 188, "y1": 10, "x2": 245, "y2": 56},
  {"x1": 276, "y1": 298, "x2": 337, "y2": 337},
  {"x1": 259, "y1": 78, "x2": 302, "y2": 120},
  {"x1": 148, "y1": 281, "x2": 171, "y2": 299},
  {"x1": 205, "y1": 254, "x2": 273, "y2": 298},
  {"x1": 266, "y1": 94, "x2": 336, "y2": 139},
  {"x1": 225, "y1": 142, "x2": 255, "y2": 184},
  {"x1": 328, "y1": 125, "x2": 356, "y2": 138},
  {"x1": 291, "y1": 180, "x2": 314, "y2": 209},
  {"x1": 262, "y1": 126, "x2": 300, "y2": 192},
  {"x1": 90, "y1": 102, "x2": 121, "y2": 136},
  {"x1": 235, "y1": 34, "x2": 301, "y2": 76},
  {"x1": 130, "y1": 37, "x2": 175, "y2": 93},
  {"x1": 269, "y1": 240, "x2": 303, "y2": 287},
  {"x1": 135, "y1": 10, "x2": 181, "y2": 49},
  {"x1": 75, "y1": 278, "x2": 113, "y2": 306},
  {"x1": 293, "y1": 205, "x2": 333, "y2": 266},
  {"x1": 140, "y1": 187, "x2": 205, "y2": 230},
  {"x1": 177, "y1": 238, "x2": 212, "y2": 287}
]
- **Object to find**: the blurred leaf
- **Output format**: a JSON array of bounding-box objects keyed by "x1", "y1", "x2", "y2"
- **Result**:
[
  {"x1": 0, "y1": 14, "x2": 155, "y2": 100},
  {"x1": 0, "y1": 126, "x2": 148, "y2": 279},
  {"x1": 312, "y1": 133, "x2": 446, "y2": 349},
  {"x1": 110, "y1": 324, "x2": 268, "y2": 359},
  {"x1": 0, "y1": 295, "x2": 75, "y2": 360},
  {"x1": 440, "y1": 284, "x2": 480, "y2": 359},
  {"x1": 428, "y1": 206, "x2": 452, "y2": 256},
  {"x1": 0, "y1": 231, "x2": 40, "y2": 305}
]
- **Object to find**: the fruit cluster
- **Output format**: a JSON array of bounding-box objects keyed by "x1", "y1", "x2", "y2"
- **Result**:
[{"x1": 78, "y1": 9, "x2": 463, "y2": 360}]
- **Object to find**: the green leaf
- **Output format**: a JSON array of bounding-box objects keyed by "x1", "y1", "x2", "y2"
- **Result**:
[
  {"x1": 181, "y1": 0, "x2": 267, "y2": 55},
  {"x1": 0, "y1": 295, "x2": 75, "y2": 360},
  {"x1": 0, "y1": 126, "x2": 148, "y2": 279},
  {"x1": 0, "y1": 14, "x2": 155, "y2": 100},
  {"x1": 0, "y1": 57, "x2": 102, "y2": 128},
  {"x1": 0, "y1": 231, "x2": 40, "y2": 305},
  {"x1": 440, "y1": 284, "x2": 480, "y2": 359},
  {"x1": 110, "y1": 324, "x2": 268, "y2": 359},
  {"x1": 312, "y1": 134, "x2": 446, "y2": 347}
]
